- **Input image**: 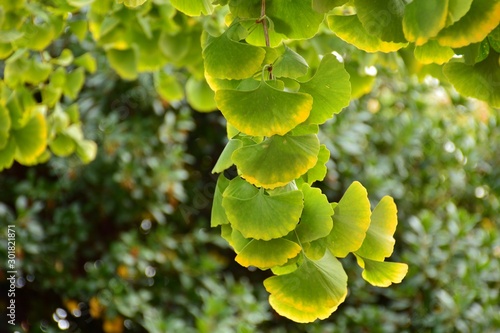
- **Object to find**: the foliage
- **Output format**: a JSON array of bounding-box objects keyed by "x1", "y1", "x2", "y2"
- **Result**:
[{"x1": 1, "y1": 0, "x2": 500, "y2": 327}]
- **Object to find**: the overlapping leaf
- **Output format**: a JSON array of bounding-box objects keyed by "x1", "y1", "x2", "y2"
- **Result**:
[
  {"x1": 273, "y1": 46, "x2": 309, "y2": 79},
  {"x1": 232, "y1": 134, "x2": 320, "y2": 189},
  {"x1": 186, "y1": 77, "x2": 217, "y2": 112},
  {"x1": 355, "y1": 256, "x2": 408, "y2": 287},
  {"x1": 211, "y1": 139, "x2": 243, "y2": 173},
  {"x1": 216, "y1": 80, "x2": 312, "y2": 137},
  {"x1": 222, "y1": 177, "x2": 304, "y2": 240},
  {"x1": 354, "y1": 0, "x2": 406, "y2": 43},
  {"x1": 414, "y1": 40, "x2": 455, "y2": 65},
  {"x1": 436, "y1": 0, "x2": 500, "y2": 48},
  {"x1": 264, "y1": 250, "x2": 347, "y2": 323},
  {"x1": 106, "y1": 48, "x2": 138, "y2": 80},
  {"x1": 403, "y1": 0, "x2": 448, "y2": 45},
  {"x1": 235, "y1": 238, "x2": 302, "y2": 269},
  {"x1": 298, "y1": 54, "x2": 351, "y2": 124},
  {"x1": 0, "y1": 138, "x2": 16, "y2": 171},
  {"x1": 443, "y1": 52, "x2": 500, "y2": 107},
  {"x1": 296, "y1": 184, "x2": 333, "y2": 243},
  {"x1": 301, "y1": 144, "x2": 329, "y2": 184},
  {"x1": 326, "y1": 181, "x2": 371, "y2": 258},
  {"x1": 327, "y1": 15, "x2": 408, "y2": 53},
  {"x1": 12, "y1": 112, "x2": 47, "y2": 165},
  {"x1": 203, "y1": 25, "x2": 266, "y2": 80},
  {"x1": 170, "y1": 0, "x2": 213, "y2": 16}
]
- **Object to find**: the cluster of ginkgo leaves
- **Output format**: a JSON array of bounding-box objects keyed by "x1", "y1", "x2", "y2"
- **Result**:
[{"x1": 1, "y1": 0, "x2": 499, "y2": 323}]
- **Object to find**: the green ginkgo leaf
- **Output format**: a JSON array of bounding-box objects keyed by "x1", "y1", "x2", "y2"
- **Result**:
[
  {"x1": 312, "y1": 0, "x2": 349, "y2": 13},
  {"x1": 12, "y1": 112, "x2": 47, "y2": 165},
  {"x1": 0, "y1": 138, "x2": 16, "y2": 171},
  {"x1": 215, "y1": 80, "x2": 313, "y2": 137},
  {"x1": 344, "y1": 62, "x2": 376, "y2": 99},
  {"x1": 235, "y1": 238, "x2": 302, "y2": 269},
  {"x1": 49, "y1": 133, "x2": 76, "y2": 157},
  {"x1": 273, "y1": 46, "x2": 309, "y2": 79},
  {"x1": 118, "y1": 0, "x2": 148, "y2": 8},
  {"x1": 264, "y1": 250, "x2": 348, "y2": 323},
  {"x1": 414, "y1": 40, "x2": 455, "y2": 65},
  {"x1": 203, "y1": 25, "x2": 266, "y2": 80},
  {"x1": 355, "y1": 196, "x2": 398, "y2": 261},
  {"x1": 301, "y1": 144, "x2": 330, "y2": 184},
  {"x1": 446, "y1": 0, "x2": 473, "y2": 26},
  {"x1": 354, "y1": 0, "x2": 406, "y2": 43},
  {"x1": 222, "y1": 177, "x2": 304, "y2": 240},
  {"x1": 154, "y1": 71, "x2": 184, "y2": 102},
  {"x1": 355, "y1": 255, "x2": 408, "y2": 287},
  {"x1": 296, "y1": 184, "x2": 334, "y2": 243},
  {"x1": 443, "y1": 52, "x2": 500, "y2": 107},
  {"x1": 63, "y1": 67, "x2": 85, "y2": 100},
  {"x1": 232, "y1": 134, "x2": 320, "y2": 189},
  {"x1": 106, "y1": 48, "x2": 138, "y2": 80},
  {"x1": 212, "y1": 139, "x2": 243, "y2": 173},
  {"x1": 211, "y1": 174, "x2": 231, "y2": 227},
  {"x1": 0, "y1": 105, "x2": 11, "y2": 150},
  {"x1": 186, "y1": 77, "x2": 217, "y2": 112},
  {"x1": 7, "y1": 88, "x2": 35, "y2": 129},
  {"x1": 328, "y1": 15, "x2": 408, "y2": 53},
  {"x1": 403, "y1": 0, "x2": 448, "y2": 46},
  {"x1": 298, "y1": 54, "x2": 351, "y2": 124},
  {"x1": 75, "y1": 139, "x2": 97, "y2": 164},
  {"x1": 327, "y1": 181, "x2": 371, "y2": 258},
  {"x1": 437, "y1": 0, "x2": 500, "y2": 48},
  {"x1": 74, "y1": 53, "x2": 97, "y2": 73},
  {"x1": 170, "y1": 0, "x2": 213, "y2": 16}
]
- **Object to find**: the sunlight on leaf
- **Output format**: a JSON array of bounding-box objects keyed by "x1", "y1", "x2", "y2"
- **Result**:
[
  {"x1": 355, "y1": 255, "x2": 408, "y2": 287},
  {"x1": 235, "y1": 238, "x2": 302, "y2": 269},
  {"x1": 327, "y1": 181, "x2": 371, "y2": 258},
  {"x1": 403, "y1": 0, "x2": 448, "y2": 45},
  {"x1": 170, "y1": 0, "x2": 213, "y2": 16},
  {"x1": 12, "y1": 112, "x2": 47, "y2": 165},
  {"x1": 414, "y1": 40, "x2": 455, "y2": 65},
  {"x1": 233, "y1": 134, "x2": 320, "y2": 189},
  {"x1": 264, "y1": 250, "x2": 347, "y2": 323},
  {"x1": 354, "y1": 0, "x2": 406, "y2": 43}
]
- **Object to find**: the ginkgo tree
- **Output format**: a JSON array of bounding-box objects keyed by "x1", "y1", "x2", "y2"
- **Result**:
[{"x1": 1, "y1": 0, "x2": 499, "y2": 323}]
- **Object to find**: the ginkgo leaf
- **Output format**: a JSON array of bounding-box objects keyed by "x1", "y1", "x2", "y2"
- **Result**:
[
  {"x1": 186, "y1": 77, "x2": 217, "y2": 112},
  {"x1": 354, "y1": 0, "x2": 406, "y2": 43},
  {"x1": 63, "y1": 68, "x2": 85, "y2": 100},
  {"x1": 232, "y1": 134, "x2": 320, "y2": 189},
  {"x1": 170, "y1": 0, "x2": 213, "y2": 16},
  {"x1": 414, "y1": 40, "x2": 455, "y2": 65},
  {"x1": 437, "y1": 0, "x2": 500, "y2": 48},
  {"x1": 120, "y1": 0, "x2": 148, "y2": 8},
  {"x1": 12, "y1": 112, "x2": 47, "y2": 165},
  {"x1": 49, "y1": 134, "x2": 76, "y2": 157},
  {"x1": 355, "y1": 255, "x2": 408, "y2": 287},
  {"x1": 106, "y1": 48, "x2": 138, "y2": 80},
  {"x1": 301, "y1": 144, "x2": 330, "y2": 184},
  {"x1": 215, "y1": 80, "x2": 312, "y2": 137},
  {"x1": 298, "y1": 54, "x2": 351, "y2": 124},
  {"x1": 296, "y1": 183, "x2": 334, "y2": 243},
  {"x1": 0, "y1": 138, "x2": 16, "y2": 171},
  {"x1": 489, "y1": 26, "x2": 500, "y2": 53},
  {"x1": 327, "y1": 15, "x2": 408, "y2": 53},
  {"x1": 264, "y1": 250, "x2": 348, "y2": 323},
  {"x1": 211, "y1": 174, "x2": 231, "y2": 227},
  {"x1": 75, "y1": 139, "x2": 97, "y2": 164},
  {"x1": 222, "y1": 177, "x2": 304, "y2": 240},
  {"x1": 6, "y1": 88, "x2": 35, "y2": 129},
  {"x1": 446, "y1": 0, "x2": 473, "y2": 26},
  {"x1": 235, "y1": 238, "x2": 302, "y2": 269},
  {"x1": 455, "y1": 40, "x2": 490, "y2": 65},
  {"x1": 212, "y1": 139, "x2": 243, "y2": 173},
  {"x1": 344, "y1": 62, "x2": 376, "y2": 99},
  {"x1": 203, "y1": 25, "x2": 266, "y2": 80},
  {"x1": 327, "y1": 181, "x2": 371, "y2": 258},
  {"x1": 154, "y1": 71, "x2": 184, "y2": 102},
  {"x1": 273, "y1": 46, "x2": 309, "y2": 79},
  {"x1": 355, "y1": 196, "x2": 398, "y2": 260},
  {"x1": 403, "y1": 0, "x2": 448, "y2": 45},
  {"x1": 74, "y1": 53, "x2": 97, "y2": 74},
  {"x1": 443, "y1": 52, "x2": 500, "y2": 108},
  {"x1": 0, "y1": 105, "x2": 11, "y2": 150}
]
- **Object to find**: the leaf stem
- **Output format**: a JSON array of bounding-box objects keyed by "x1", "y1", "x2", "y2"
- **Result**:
[{"x1": 259, "y1": 0, "x2": 272, "y2": 79}]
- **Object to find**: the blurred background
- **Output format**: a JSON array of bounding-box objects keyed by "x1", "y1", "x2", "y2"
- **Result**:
[{"x1": 1, "y1": 28, "x2": 500, "y2": 333}]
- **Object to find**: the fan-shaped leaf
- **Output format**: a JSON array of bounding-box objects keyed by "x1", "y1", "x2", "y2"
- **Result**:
[
  {"x1": 215, "y1": 80, "x2": 313, "y2": 137},
  {"x1": 355, "y1": 196, "x2": 398, "y2": 260},
  {"x1": 264, "y1": 250, "x2": 348, "y2": 323},
  {"x1": 211, "y1": 174, "x2": 231, "y2": 227},
  {"x1": 344, "y1": 62, "x2": 376, "y2": 99},
  {"x1": 301, "y1": 144, "x2": 329, "y2": 184},
  {"x1": 273, "y1": 46, "x2": 309, "y2": 79},
  {"x1": 212, "y1": 139, "x2": 243, "y2": 173},
  {"x1": 0, "y1": 138, "x2": 15, "y2": 171},
  {"x1": 154, "y1": 71, "x2": 184, "y2": 102},
  {"x1": 354, "y1": 0, "x2": 406, "y2": 43},
  {"x1": 355, "y1": 255, "x2": 408, "y2": 287},
  {"x1": 75, "y1": 139, "x2": 97, "y2": 164},
  {"x1": 447, "y1": 0, "x2": 473, "y2": 26},
  {"x1": 327, "y1": 181, "x2": 371, "y2": 258},
  {"x1": 235, "y1": 238, "x2": 302, "y2": 269},
  {"x1": 222, "y1": 177, "x2": 304, "y2": 240},
  {"x1": 12, "y1": 112, "x2": 47, "y2": 165},
  {"x1": 403, "y1": 0, "x2": 448, "y2": 45},
  {"x1": 106, "y1": 48, "x2": 138, "y2": 80},
  {"x1": 186, "y1": 77, "x2": 217, "y2": 112},
  {"x1": 203, "y1": 25, "x2": 266, "y2": 80},
  {"x1": 443, "y1": 52, "x2": 500, "y2": 107},
  {"x1": 296, "y1": 184, "x2": 333, "y2": 243},
  {"x1": 49, "y1": 134, "x2": 76, "y2": 157},
  {"x1": 437, "y1": 0, "x2": 500, "y2": 48},
  {"x1": 328, "y1": 15, "x2": 408, "y2": 53},
  {"x1": 233, "y1": 134, "x2": 320, "y2": 189},
  {"x1": 298, "y1": 54, "x2": 351, "y2": 124}
]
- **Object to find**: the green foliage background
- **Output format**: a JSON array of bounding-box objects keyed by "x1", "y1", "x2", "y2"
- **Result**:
[{"x1": 1, "y1": 0, "x2": 500, "y2": 332}]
